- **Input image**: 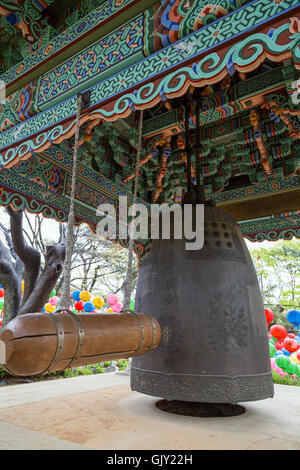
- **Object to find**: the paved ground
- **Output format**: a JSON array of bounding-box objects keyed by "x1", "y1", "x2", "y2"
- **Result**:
[{"x1": 0, "y1": 372, "x2": 299, "y2": 450}]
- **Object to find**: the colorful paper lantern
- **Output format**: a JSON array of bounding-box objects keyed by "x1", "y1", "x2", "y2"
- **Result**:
[
  {"x1": 269, "y1": 341, "x2": 276, "y2": 357},
  {"x1": 290, "y1": 352, "x2": 300, "y2": 365},
  {"x1": 275, "y1": 355, "x2": 290, "y2": 369},
  {"x1": 107, "y1": 308, "x2": 115, "y2": 313},
  {"x1": 286, "y1": 309, "x2": 300, "y2": 328},
  {"x1": 275, "y1": 341, "x2": 283, "y2": 350},
  {"x1": 93, "y1": 296, "x2": 105, "y2": 309},
  {"x1": 72, "y1": 290, "x2": 81, "y2": 301},
  {"x1": 84, "y1": 301, "x2": 94, "y2": 312},
  {"x1": 74, "y1": 300, "x2": 84, "y2": 311},
  {"x1": 45, "y1": 303, "x2": 55, "y2": 313},
  {"x1": 275, "y1": 350, "x2": 284, "y2": 357},
  {"x1": 270, "y1": 324, "x2": 287, "y2": 341},
  {"x1": 49, "y1": 295, "x2": 59, "y2": 306},
  {"x1": 112, "y1": 302, "x2": 123, "y2": 313},
  {"x1": 282, "y1": 338, "x2": 299, "y2": 353},
  {"x1": 0, "y1": 289, "x2": 4, "y2": 298},
  {"x1": 49, "y1": 289, "x2": 56, "y2": 298},
  {"x1": 80, "y1": 290, "x2": 91, "y2": 302},
  {"x1": 106, "y1": 294, "x2": 118, "y2": 306},
  {"x1": 265, "y1": 308, "x2": 274, "y2": 326}
]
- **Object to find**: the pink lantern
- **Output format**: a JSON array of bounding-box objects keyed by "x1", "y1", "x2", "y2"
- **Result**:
[
  {"x1": 49, "y1": 295, "x2": 59, "y2": 306},
  {"x1": 112, "y1": 302, "x2": 123, "y2": 313},
  {"x1": 107, "y1": 294, "x2": 119, "y2": 306}
]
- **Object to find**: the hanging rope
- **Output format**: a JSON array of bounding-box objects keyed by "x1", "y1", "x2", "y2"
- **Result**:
[
  {"x1": 60, "y1": 93, "x2": 83, "y2": 310},
  {"x1": 184, "y1": 95, "x2": 192, "y2": 194},
  {"x1": 123, "y1": 110, "x2": 144, "y2": 311},
  {"x1": 195, "y1": 91, "x2": 206, "y2": 204}
]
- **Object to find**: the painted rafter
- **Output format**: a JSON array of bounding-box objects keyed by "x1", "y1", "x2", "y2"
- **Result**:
[
  {"x1": 0, "y1": 0, "x2": 299, "y2": 244},
  {"x1": 1, "y1": 0, "x2": 158, "y2": 94},
  {"x1": 1, "y1": 13, "x2": 300, "y2": 168},
  {"x1": 0, "y1": 0, "x2": 54, "y2": 43},
  {"x1": 0, "y1": 161, "x2": 299, "y2": 248}
]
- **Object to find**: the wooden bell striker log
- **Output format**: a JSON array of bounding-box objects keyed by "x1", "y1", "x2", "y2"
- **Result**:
[{"x1": 0, "y1": 310, "x2": 161, "y2": 377}]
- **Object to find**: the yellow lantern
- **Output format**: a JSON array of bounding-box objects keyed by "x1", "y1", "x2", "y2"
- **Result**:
[
  {"x1": 79, "y1": 290, "x2": 91, "y2": 302},
  {"x1": 21, "y1": 280, "x2": 24, "y2": 292},
  {"x1": 45, "y1": 303, "x2": 55, "y2": 313},
  {"x1": 93, "y1": 296, "x2": 104, "y2": 309},
  {"x1": 107, "y1": 308, "x2": 114, "y2": 313},
  {"x1": 290, "y1": 352, "x2": 300, "y2": 365}
]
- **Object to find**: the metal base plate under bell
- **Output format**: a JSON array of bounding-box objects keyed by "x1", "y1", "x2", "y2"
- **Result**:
[{"x1": 156, "y1": 400, "x2": 246, "y2": 418}]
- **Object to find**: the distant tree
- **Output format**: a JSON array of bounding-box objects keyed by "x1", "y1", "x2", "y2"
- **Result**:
[
  {"x1": 249, "y1": 239, "x2": 300, "y2": 329},
  {"x1": 0, "y1": 209, "x2": 137, "y2": 326},
  {"x1": 56, "y1": 226, "x2": 138, "y2": 299}
]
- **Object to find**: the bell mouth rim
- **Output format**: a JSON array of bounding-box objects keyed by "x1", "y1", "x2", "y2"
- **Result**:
[{"x1": 131, "y1": 367, "x2": 274, "y2": 403}]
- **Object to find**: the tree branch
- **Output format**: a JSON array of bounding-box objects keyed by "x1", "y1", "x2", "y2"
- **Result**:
[
  {"x1": 0, "y1": 240, "x2": 21, "y2": 326},
  {"x1": 6, "y1": 207, "x2": 41, "y2": 305},
  {"x1": 18, "y1": 243, "x2": 66, "y2": 315}
]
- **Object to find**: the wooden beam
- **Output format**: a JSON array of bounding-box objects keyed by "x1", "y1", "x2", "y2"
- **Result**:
[{"x1": 218, "y1": 190, "x2": 300, "y2": 221}]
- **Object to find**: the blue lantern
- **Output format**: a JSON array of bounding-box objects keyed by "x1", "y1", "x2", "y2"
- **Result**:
[
  {"x1": 84, "y1": 301, "x2": 94, "y2": 312},
  {"x1": 72, "y1": 290, "x2": 81, "y2": 301},
  {"x1": 286, "y1": 310, "x2": 300, "y2": 329}
]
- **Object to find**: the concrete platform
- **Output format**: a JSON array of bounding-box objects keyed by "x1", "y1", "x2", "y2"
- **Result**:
[{"x1": 0, "y1": 372, "x2": 299, "y2": 450}]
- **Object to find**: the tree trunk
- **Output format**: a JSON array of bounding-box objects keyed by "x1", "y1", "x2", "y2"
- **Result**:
[
  {"x1": 6, "y1": 207, "x2": 41, "y2": 306},
  {"x1": 18, "y1": 244, "x2": 65, "y2": 315},
  {"x1": 0, "y1": 240, "x2": 21, "y2": 326}
]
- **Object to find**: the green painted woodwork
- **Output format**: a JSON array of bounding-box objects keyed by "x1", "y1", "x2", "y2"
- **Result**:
[
  {"x1": 1, "y1": 0, "x2": 159, "y2": 96},
  {"x1": 1, "y1": 8, "x2": 299, "y2": 156},
  {"x1": 0, "y1": 0, "x2": 299, "y2": 243}
]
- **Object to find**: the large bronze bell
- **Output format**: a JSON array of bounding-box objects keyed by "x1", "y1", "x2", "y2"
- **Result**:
[{"x1": 131, "y1": 205, "x2": 274, "y2": 404}]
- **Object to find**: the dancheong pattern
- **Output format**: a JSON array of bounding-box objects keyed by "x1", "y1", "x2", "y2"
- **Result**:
[
  {"x1": 37, "y1": 16, "x2": 144, "y2": 110},
  {"x1": 0, "y1": 0, "x2": 139, "y2": 86},
  {"x1": 1, "y1": 0, "x2": 299, "y2": 148},
  {"x1": 0, "y1": 0, "x2": 299, "y2": 243},
  {"x1": 1, "y1": 15, "x2": 300, "y2": 165}
]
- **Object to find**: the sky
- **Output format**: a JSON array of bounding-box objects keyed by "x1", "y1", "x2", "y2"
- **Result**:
[{"x1": 0, "y1": 206, "x2": 281, "y2": 250}]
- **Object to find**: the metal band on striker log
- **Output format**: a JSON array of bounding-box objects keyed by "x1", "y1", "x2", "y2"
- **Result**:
[
  {"x1": 64, "y1": 310, "x2": 84, "y2": 368},
  {"x1": 41, "y1": 312, "x2": 65, "y2": 374}
]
